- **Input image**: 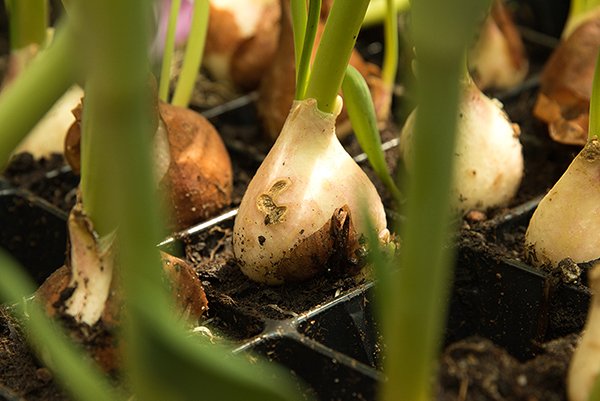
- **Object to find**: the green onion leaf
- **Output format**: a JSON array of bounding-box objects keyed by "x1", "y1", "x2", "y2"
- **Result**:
[{"x1": 342, "y1": 65, "x2": 401, "y2": 204}]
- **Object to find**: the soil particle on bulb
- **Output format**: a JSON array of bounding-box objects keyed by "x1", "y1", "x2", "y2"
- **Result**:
[{"x1": 581, "y1": 139, "x2": 600, "y2": 161}]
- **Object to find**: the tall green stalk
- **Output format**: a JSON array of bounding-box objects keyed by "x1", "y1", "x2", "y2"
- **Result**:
[
  {"x1": 290, "y1": 0, "x2": 307, "y2": 81},
  {"x1": 158, "y1": 0, "x2": 182, "y2": 102},
  {"x1": 78, "y1": 0, "x2": 158, "y2": 236},
  {"x1": 171, "y1": 0, "x2": 209, "y2": 107},
  {"x1": 589, "y1": 51, "x2": 600, "y2": 140},
  {"x1": 382, "y1": 60, "x2": 462, "y2": 401},
  {"x1": 5, "y1": 0, "x2": 48, "y2": 50},
  {"x1": 77, "y1": 0, "x2": 172, "y2": 361},
  {"x1": 304, "y1": 0, "x2": 370, "y2": 113},
  {"x1": 379, "y1": 1, "x2": 491, "y2": 400},
  {"x1": 381, "y1": 0, "x2": 398, "y2": 88},
  {"x1": 294, "y1": 0, "x2": 321, "y2": 100}
]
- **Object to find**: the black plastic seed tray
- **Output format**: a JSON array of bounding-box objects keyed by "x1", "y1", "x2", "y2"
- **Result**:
[{"x1": 0, "y1": 182, "x2": 68, "y2": 285}]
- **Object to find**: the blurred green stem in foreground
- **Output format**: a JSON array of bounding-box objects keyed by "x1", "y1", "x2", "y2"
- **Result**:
[
  {"x1": 79, "y1": 0, "x2": 304, "y2": 399},
  {"x1": 5, "y1": 0, "x2": 48, "y2": 50},
  {"x1": 378, "y1": 1, "x2": 491, "y2": 400}
]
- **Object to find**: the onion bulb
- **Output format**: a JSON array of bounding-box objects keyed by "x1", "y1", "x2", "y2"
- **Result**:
[
  {"x1": 156, "y1": 103, "x2": 233, "y2": 229},
  {"x1": 233, "y1": 98, "x2": 389, "y2": 285},
  {"x1": 468, "y1": 0, "x2": 528, "y2": 91},
  {"x1": 568, "y1": 263, "x2": 600, "y2": 401},
  {"x1": 525, "y1": 139, "x2": 600, "y2": 268},
  {"x1": 36, "y1": 201, "x2": 208, "y2": 372},
  {"x1": 400, "y1": 77, "x2": 523, "y2": 215},
  {"x1": 65, "y1": 101, "x2": 233, "y2": 230},
  {"x1": 203, "y1": 0, "x2": 280, "y2": 91},
  {"x1": 11, "y1": 85, "x2": 84, "y2": 158}
]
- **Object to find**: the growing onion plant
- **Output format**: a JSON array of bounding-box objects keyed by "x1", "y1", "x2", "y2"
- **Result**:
[
  {"x1": 526, "y1": 49, "x2": 600, "y2": 271},
  {"x1": 64, "y1": 0, "x2": 232, "y2": 231},
  {"x1": 0, "y1": 1, "x2": 301, "y2": 400},
  {"x1": 232, "y1": 0, "x2": 392, "y2": 285}
]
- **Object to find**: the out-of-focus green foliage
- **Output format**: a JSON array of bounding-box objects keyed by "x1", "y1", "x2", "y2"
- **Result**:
[{"x1": 372, "y1": 1, "x2": 492, "y2": 401}]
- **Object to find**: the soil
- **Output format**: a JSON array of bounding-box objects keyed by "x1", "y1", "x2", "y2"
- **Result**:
[
  {"x1": 2, "y1": 153, "x2": 77, "y2": 213},
  {"x1": 183, "y1": 220, "x2": 375, "y2": 340},
  {"x1": 0, "y1": 308, "x2": 68, "y2": 401},
  {"x1": 438, "y1": 334, "x2": 578, "y2": 401}
]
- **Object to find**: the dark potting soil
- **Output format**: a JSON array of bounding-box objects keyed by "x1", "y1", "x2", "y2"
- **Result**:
[
  {"x1": 2, "y1": 153, "x2": 78, "y2": 213},
  {"x1": 458, "y1": 206, "x2": 590, "y2": 342},
  {"x1": 184, "y1": 220, "x2": 374, "y2": 341},
  {"x1": 438, "y1": 334, "x2": 578, "y2": 401},
  {"x1": 0, "y1": 307, "x2": 68, "y2": 401}
]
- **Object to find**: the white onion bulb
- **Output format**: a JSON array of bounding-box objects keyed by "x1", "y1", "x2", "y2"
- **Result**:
[
  {"x1": 525, "y1": 139, "x2": 600, "y2": 267},
  {"x1": 400, "y1": 78, "x2": 523, "y2": 215},
  {"x1": 13, "y1": 85, "x2": 83, "y2": 158},
  {"x1": 233, "y1": 98, "x2": 388, "y2": 285}
]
